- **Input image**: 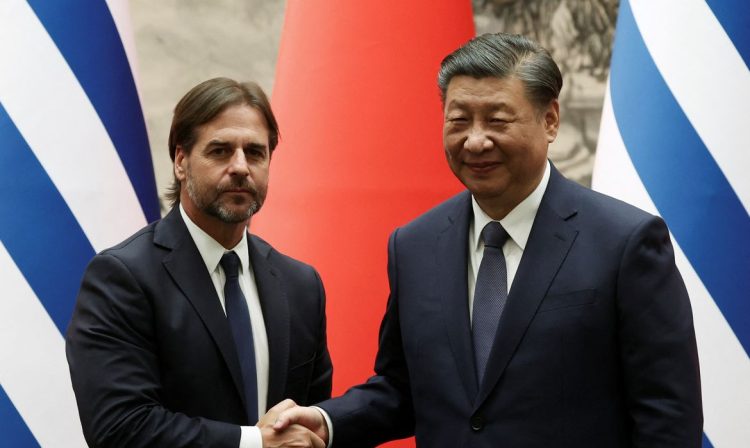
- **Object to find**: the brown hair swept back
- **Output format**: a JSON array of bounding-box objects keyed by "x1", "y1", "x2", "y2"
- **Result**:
[{"x1": 164, "y1": 77, "x2": 279, "y2": 208}]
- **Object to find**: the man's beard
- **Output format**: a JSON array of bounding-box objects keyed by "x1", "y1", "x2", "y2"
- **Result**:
[{"x1": 185, "y1": 171, "x2": 264, "y2": 223}]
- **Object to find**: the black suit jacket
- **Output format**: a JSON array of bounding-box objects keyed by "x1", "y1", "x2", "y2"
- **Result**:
[
  {"x1": 66, "y1": 207, "x2": 332, "y2": 447},
  {"x1": 320, "y1": 165, "x2": 702, "y2": 447}
]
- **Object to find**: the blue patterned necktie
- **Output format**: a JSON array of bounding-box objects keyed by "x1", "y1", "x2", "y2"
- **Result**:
[
  {"x1": 220, "y1": 251, "x2": 258, "y2": 423},
  {"x1": 472, "y1": 221, "x2": 510, "y2": 385}
]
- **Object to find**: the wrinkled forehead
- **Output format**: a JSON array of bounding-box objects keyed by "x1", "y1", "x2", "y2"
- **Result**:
[
  {"x1": 443, "y1": 76, "x2": 530, "y2": 107},
  {"x1": 193, "y1": 104, "x2": 270, "y2": 143}
]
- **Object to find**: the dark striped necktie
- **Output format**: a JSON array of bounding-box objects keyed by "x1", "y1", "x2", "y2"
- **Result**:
[{"x1": 220, "y1": 251, "x2": 258, "y2": 423}]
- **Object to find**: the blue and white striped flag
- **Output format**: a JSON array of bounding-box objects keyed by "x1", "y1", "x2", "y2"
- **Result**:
[
  {"x1": 0, "y1": 1, "x2": 159, "y2": 446},
  {"x1": 593, "y1": 1, "x2": 749, "y2": 446}
]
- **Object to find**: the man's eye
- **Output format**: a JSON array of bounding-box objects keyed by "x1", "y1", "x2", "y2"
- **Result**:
[{"x1": 245, "y1": 148, "x2": 266, "y2": 158}]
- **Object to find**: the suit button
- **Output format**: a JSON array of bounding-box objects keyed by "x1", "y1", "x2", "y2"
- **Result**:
[{"x1": 470, "y1": 415, "x2": 483, "y2": 431}]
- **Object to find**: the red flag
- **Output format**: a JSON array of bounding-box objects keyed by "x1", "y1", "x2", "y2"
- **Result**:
[{"x1": 257, "y1": 2, "x2": 474, "y2": 445}]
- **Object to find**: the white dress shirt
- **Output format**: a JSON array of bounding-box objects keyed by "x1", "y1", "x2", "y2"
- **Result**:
[
  {"x1": 180, "y1": 205, "x2": 269, "y2": 448},
  {"x1": 468, "y1": 161, "x2": 550, "y2": 322}
]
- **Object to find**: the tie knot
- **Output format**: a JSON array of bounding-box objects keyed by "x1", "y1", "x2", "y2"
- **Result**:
[
  {"x1": 220, "y1": 251, "x2": 241, "y2": 279},
  {"x1": 482, "y1": 221, "x2": 509, "y2": 248}
]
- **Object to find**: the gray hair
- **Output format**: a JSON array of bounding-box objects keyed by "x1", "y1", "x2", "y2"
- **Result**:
[{"x1": 437, "y1": 33, "x2": 563, "y2": 110}]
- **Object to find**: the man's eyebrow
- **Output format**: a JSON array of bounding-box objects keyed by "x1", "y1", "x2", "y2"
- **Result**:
[
  {"x1": 446, "y1": 100, "x2": 513, "y2": 113},
  {"x1": 204, "y1": 139, "x2": 268, "y2": 152},
  {"x1": 244, "y1": 142, "x2": 267, "y2": 150}
]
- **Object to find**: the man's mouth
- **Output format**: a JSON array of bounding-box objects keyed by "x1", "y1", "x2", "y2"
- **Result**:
[{"x1": 465, "y1": 161, "x2": 501, "y2": 173}]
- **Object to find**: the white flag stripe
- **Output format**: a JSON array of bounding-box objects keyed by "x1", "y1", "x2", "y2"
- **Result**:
[
  {"x1": 630, "y1": 0, "x2": 750, "y2": 215},
  {"x1": 592, "y1": 90, "x2": 657, "y2": 215},
  {"x1": 0, "y1": 243, "x2": 87, "y2": 447},
  {"x1": 0, "y1": 0, "x2": 147, "y2": 253},
  {"x1": 594, "y1": 94, "x2": 750, "y2": 447}
]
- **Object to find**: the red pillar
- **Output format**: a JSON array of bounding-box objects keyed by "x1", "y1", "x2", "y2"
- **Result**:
[{"x1": 257, "y1": 2, "x2": 474, "y2": 445}]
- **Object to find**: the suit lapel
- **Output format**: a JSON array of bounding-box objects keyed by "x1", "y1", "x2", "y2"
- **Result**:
[
  {"x1": 475, "y1": 168, "x2": 579, "y2": 407},
  {"x1": 249, "y1": 236, "x2": 289, "y2": 409},
  {"x1": 436, "y1": 192, "x2": 479, "y2": 400},
  {"x1": 157, "y1": 209, "x2": 248, "y2": 410}
]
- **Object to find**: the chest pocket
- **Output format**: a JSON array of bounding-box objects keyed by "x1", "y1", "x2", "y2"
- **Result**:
[{"x1": 537, "y1": 289, "x2": 596, "y2": 313}]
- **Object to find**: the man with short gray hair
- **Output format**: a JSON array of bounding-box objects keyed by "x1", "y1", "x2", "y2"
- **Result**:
[{"x1": 275, "y1": 33, "x2": 702, "y2": 447}]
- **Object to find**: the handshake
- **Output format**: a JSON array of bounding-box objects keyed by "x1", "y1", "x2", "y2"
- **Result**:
[{"x1": 257, "y1": 400, "x2": 329, "y2": 448}]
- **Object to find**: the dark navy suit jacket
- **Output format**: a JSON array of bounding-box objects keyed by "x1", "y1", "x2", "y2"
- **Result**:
[
  {"x1": 66, "y1": 207, "x2": 332, "y2": 447},
  {"x1": 320, "y1": 165, "x2": 701, "y2": 447}
]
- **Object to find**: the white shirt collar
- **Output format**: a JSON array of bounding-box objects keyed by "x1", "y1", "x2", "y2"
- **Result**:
[
  {"x1": 179, "y1": 204, "x2": 250, "y2": 276},
  {"x1": 471, "y1": 160, "x2": 551, "y2": 251}
]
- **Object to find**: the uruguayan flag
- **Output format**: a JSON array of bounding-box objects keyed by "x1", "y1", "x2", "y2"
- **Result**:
[
  {"x1": 593, "y1": 1, "x2": 750, "y2": 447},
  {"x1": 0, "y1": 1, "x2": 159, "y2": 446}
]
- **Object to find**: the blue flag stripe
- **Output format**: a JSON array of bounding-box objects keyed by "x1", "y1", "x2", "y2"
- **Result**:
[
  {"x1": 702, "y1": 433, "x2": 713, "y2": 448},
  {"x1": 26, "y1": 0, "x2": 160, "y2": 222},
  {"x1": 610, "y1": 0, "x2": 750, "y2": 355},
  {"x1": 705, "y1": 0, "x2": 750, "y2": 69},
  {"x1": 0, "y1": 104, "x2": 95, "y2": 334},
  {"x1": 0, "y1": 386, "x2": 39, "y2": 447}
]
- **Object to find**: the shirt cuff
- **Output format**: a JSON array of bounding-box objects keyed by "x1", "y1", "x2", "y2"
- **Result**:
[
  {"x1": 239, "y1": 425, "x2": 262, "y2": 448},
  {"x1": 311, "y1": 406, "x2": 333, "y2": 448}
]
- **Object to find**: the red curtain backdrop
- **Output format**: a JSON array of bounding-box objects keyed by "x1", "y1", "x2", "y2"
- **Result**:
[{"x1": 257, "y1": 1, "x2": 474, "y2": 446}]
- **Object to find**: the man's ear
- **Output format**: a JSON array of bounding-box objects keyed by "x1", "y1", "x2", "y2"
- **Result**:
[
  {"x1": 544, "y1": 99, "x2": 560, "y2": 143},
  {"x1": 174, "y1": 146, "x2": 187, "y2": 181}
]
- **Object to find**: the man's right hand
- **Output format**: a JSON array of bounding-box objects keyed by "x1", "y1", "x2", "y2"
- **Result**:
[
  {"x1": 272, "y1": 405, "x2": 329, "y2": 445},
  {"x1": 258, "y1": 400, "x2": 326, "y2": 448},
  {"x1": 259, "y1": 423, "x2": 325, "y2": 448}
]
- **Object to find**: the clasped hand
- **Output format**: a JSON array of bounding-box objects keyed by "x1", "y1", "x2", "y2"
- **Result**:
[{"x1": 257, "y1": 399, "x2": 329, "y2": 448}]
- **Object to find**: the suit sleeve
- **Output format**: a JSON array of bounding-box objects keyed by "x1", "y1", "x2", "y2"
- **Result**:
[
  {"x1": 317, "y1": 229, "x2": 415, "y2": 447},
  {"x1": 616, "y1": 216, "x2": 703, "y2": 447},
  {"x1": 305, "y1": 269, "x2": 333, "y2": 404},
  {"x1": 65, "y1": 252, "x2": 240, "y2": 448}
]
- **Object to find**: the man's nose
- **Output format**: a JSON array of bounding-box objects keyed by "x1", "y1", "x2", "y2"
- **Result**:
[
  {"x1": 227, "y1": 148, "x2": 250, "y2": 175},
  {"x1": 464, "y1": 126, "x2": 493, "y2": 153}
]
